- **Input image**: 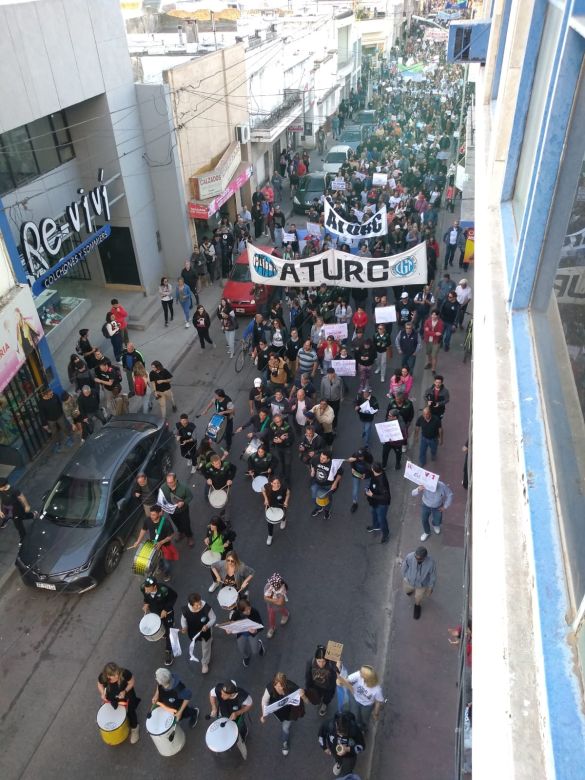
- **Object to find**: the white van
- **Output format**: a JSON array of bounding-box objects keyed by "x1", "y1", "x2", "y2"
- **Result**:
[{"x1": 323, "y1": 145, "x2": 352, "y2": 174}]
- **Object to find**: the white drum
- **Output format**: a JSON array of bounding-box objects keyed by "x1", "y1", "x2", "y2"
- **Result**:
[
  {"x1": 266, "y1": 507, "x2": 284, "y2": 525},
  {"x1": 209, "y1": 487, "x2": 228, "y2": 509},
  {"x1": 201, "y1": 550, "x2": 222, "y2": 568},
  {"x1": 217, "y1": 586, "x2": 239, "y2": 611},
  {"x1": 252, "y1": 475, "x2": 268, "y2": 493},
  {"x1": 146, "y1": 707, "x2": 185, "y2": 756},
  {"x1": 206, "y1": 717, "x2": 239, "y2": 753},
  {"x1": 140, "y1": 613, "x2": 165, "y2": 642}
]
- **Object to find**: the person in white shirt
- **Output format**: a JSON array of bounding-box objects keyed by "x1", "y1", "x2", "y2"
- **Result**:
[
  {"x1": 455, "y1": 279, "x2": 472, "y2": 328},
  {"x1": 337, "y1": 665, "x2": 384, "y2": 732}
]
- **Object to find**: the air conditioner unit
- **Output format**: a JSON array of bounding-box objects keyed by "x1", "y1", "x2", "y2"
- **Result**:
[
  {"x1": 447, "y1": 20, "x2": 491, "y2": 64},
  {"x1": 236, "y1": 124, "x2": 250, "y2": 143}
]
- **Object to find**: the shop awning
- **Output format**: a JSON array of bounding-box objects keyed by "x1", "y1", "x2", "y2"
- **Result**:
[{"x1": 188, "y1": 162, "x2": 253, "y2": 220}]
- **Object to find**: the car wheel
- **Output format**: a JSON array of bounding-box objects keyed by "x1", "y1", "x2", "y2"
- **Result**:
[
  {"x1": 160, "y1": 451, "x2": 173, "y2": 476},
  {"x1": 102, "y1": 539, "x2": 123, "y2": 576}
]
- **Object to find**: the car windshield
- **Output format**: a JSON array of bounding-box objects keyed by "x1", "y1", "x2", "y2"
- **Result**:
[
  {"x1": 326, "y1": 153, "x2": 347, "y2": 163},
  {"x1": 342, "y1": 131, "x2": 361, "y2": 141},
  {"x1": 229, "y1": 264, "x2": 251, "y2": 282},
  {"x1": 43, "y1": 476, "x2": 108, "y2": 527}
]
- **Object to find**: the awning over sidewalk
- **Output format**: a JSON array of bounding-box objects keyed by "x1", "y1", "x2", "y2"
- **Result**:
[{"x1": 188, "y1": 162, "x2": 253, "y2": 220}]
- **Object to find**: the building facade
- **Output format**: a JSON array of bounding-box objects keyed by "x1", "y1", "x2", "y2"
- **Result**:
[{"x1": 470, "y1": 0, "x2": 585, "y2": 776}]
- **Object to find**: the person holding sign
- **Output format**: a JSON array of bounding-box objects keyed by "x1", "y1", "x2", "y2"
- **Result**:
[
  {"x1": 260, "y1": 673, "x2": 308, "y2": 756},
  {"x1": 354, "y1": 388, "x2": 380, "y2": 447},
  {"x1": 412, "y1": 480, "x2": 454, "y2": 541},
  {"x1": 304, "y1": 645, "x2": 341, "y2": 717},
  {"x1": 381, "y1": 408, "x2": 407, "y2": 470}
]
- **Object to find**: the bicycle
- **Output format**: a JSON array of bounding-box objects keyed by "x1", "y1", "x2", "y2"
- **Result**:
[
  {"x1": 462, "y1": 316, "x2": 473, "y2": 363},
  {"x1": 234, "y1": 338, "x2": 253, "y2": 373}
]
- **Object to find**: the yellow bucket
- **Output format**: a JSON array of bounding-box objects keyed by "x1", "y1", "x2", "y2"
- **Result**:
[
  {"x1": 316, "y1": 492, "x2": 331, "y2": 507},
  {"x1": 97, "y1": 703, "x2": 129, "y2": 745}
]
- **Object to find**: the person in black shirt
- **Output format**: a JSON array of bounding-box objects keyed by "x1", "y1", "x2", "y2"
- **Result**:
[
  {"x1": 230, "y1": 597, "x2": 265, "y2": 668},
  {"x1": 299, "y1": 426, "x2": 325, "y2": 467},
  {"x1": 97, "y1": 662, "x2": 141, "y2": 741},
  {"x1": 414, "y1": 406, "x2": 443, "y2": 467},
  {"x1": 247, "y1": 444, "x2": 273, "y2": 477},
  {"x1": 381, "y1": 407, "x2": 407, "y2": 471},
  {"x1": 209, "y1": 681, "x2": 253, "y2": 759},
  {"x1": 310, "y1": 451, "x2": 343, "y2": 519},
  {"x1": 304, "y1": 645, "x2": 340, "y2": 717},
  {"x1": 269, "y1": 414, "x2": 295, "y2": 482},
  {"x1": 366, "y1": 463, "x2": 391, "y2": 543},
  {"x1": 38, "y1": 387, "x2": 72, "y2": 452},
  {"x1": 319, "y1": 711, "x2": 365, "y2": 777},
  {"x1": 180, "y1": 592, "x2": 216, "y2": 674},
  {"x1": 262, "y1": 475, "x2": 290, "y2": 543},
  {"x1": 424, "y1": 375, "x2": 450, "y2": 418},
  {"x1": 149, "y1": 361, "x2": 176, "y2": 418},
  {"x1": 77, "y1": 385, "x2": 108, "y2": 436},
  {"x1": 140, "y1": 575, "x2": 178, "y2": 666},
  {"x1": 248, "y1": 378, "x2": 269, "y2": 415},
  {"x1": 131, "y1": 504, "x2": 176, "y2": 581},
  {"x1": 176, "y1": 414, "x2": 197, "y2": 473},
  {"x1": 201, "y1": 388, "x2": 235, "y2": 451},
  {"x1": 77, "y1": 328, "x2": 98, "y2": 369},
  {"x1": 152, "y1": 668, "x2": 199, "y2": 728},
  {"x1": 0, "y1": 478, "x2": 33, "y2": 543},
  {"x1": 347, "y1": 447, "x2": 373, "y2": 513}
]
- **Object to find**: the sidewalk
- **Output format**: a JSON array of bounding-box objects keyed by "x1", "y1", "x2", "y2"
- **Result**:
[{"x1": 372, "y1": 201, "x2": 472, "y2": 779}]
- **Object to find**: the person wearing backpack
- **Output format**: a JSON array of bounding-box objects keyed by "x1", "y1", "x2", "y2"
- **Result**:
[
  {"x1": 133, "y1": 362, "x2": 152, "y2": 413},
  {"x1": 104, "y1": 312, "x2": 123, "y2": 362},
  {"x1": 120, "y1": 342, "x2": 145, "y2": 397}
]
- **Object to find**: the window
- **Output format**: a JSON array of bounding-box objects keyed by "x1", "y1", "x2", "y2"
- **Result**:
[
  {"x1": 125, "y1": 439, "x2": 152, "y2": 473},
  {"x1": 112, "y1": 464, "x2": 134, "y2": 504},
  {"x1": 512, "y1": 4, "x2": 562, "y2": 227},
  {"x1": 0, "y1": 110, "x2": 75, "y2": 195}
]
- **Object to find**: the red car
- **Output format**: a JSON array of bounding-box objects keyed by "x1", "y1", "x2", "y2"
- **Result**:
[{"x1": 223, "y1": 247, "x2": 279, "y2": 315}]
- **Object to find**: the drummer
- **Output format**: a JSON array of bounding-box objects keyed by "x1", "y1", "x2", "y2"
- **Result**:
[
  {"x1": 151, "y1": 668, "x2": 200, "y2": 729},
  {"x1": 210, "y1": 550, "x2": 254, "y2": 596},
  {"x1": 202, "y1": 454, "x2": 236, "y2": 511},
  {"x1": 209, "y1": 681, "x2": 253, "y2": 760},
  {"x1": 141, "y1": 576, "x2": 178, "y2": 667},
  {"x1": 130, "y1": 504, "x2": 176, "y2": 581},
  {"x1": 262, "y1": 476, "x2": 290, "y2": 545},
  {"x1": 97, "y1": 662, "x2": 141, "y2": 744},
  {"x1": 159, "y1": 472, "x2": 194, "y2": 548},
  {"x1": 203, "y1": 516, "x2": 236, "y2": 590},
  {"x1": 200, "y1": 388, "x2": 235, "y2": 452},
  {"x1": 310, "y1": 450, "x2": 343, "y2": 520},
  {"x1": 235, "y1": 406, "x2": 272, "y2": 450},
  {"x1": 180, "y1": 592, "x2": 217, "y2": 675},
  {"x1": 175, "y1": 413, "x2": 197, "y2": 474},
  {"x1": 247, "y1": 443, "x2": 274, "y2": 480}
]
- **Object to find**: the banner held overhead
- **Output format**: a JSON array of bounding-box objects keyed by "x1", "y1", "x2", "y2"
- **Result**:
[
  {"x1": 248, "y1": 242, "x2": 427, "y2": 288},
  {"x1": 323, "y1": 200, "x2": 388, "y2": 240}
]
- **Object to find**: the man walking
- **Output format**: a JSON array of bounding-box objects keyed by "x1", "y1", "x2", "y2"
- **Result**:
[
  {"x1": 0, "y1": 478, "x2": 34, "y2": 545},
  {"x1": 120, "y1": 342, "x2": 145, "y2": 397},
  {"x1": 354, "y1": 387, "x2": 379, "y2": 448},
  {"x1": 402, "y1": 546, "x2": 437, "y2": 619},
  {"x1": 38, "y1": 387, "x2": 72, "y2": 452},
  {"x1": 439, "y1": 291, "x2": 460, "y2": 351},
  {"x1": 442, "y1": 220, "x2": 464, "y2": 269},
  {"x1": 160, "y1": 472, "x2": 194, "y2": 547},
  {"x1": 414, "y1": 406, "x2": 443, "y2": 466},
  {"x1": 412, "y1": 480, "x2": 453, "y2": 541},
  {"x1": 394, "y1": 321, "x2": 420, "y2": 373},
  {"x1": 320, "y1": 368, "x2": 343, "y2": 429},
  {"x1": 365, "y1": 463, "x2": 390, "y2": 543}
]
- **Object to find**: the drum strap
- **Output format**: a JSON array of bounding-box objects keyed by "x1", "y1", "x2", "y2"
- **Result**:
[
  {"x1": 154, "y1": 517, "x2": 166, "y2": 543},
  {"x1": 260, "y1": 417, "x2": 270, "y2": 431}
]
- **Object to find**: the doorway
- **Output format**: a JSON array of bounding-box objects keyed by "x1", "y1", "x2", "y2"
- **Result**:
[{"x1": 98, "y1": 226, "x2": 141, "y2": 286}]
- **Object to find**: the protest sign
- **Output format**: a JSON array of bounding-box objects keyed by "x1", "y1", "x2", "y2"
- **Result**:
[
  {"x1": 217, "y1": 619, "x2": 264, "y2": 634},
  {"x1": 375, "y1": 306, "x2": 397, "y2": 324},
  {"x1": 323, "y1": 323, "x2": 348, "y2": 341},
  {"x1": 404, "y1": 460, "x2": 439, "y2": 492},
  {"x1": 372, "y1": 172, "x2": 388, "y2": 186},
  {"x1": 282, "y1": 231, "x2": 296, "y2": 243},
  {"x1": 376, "y1": 420, "x2": 404, "y2": 443},
  {"x1": 263, "y1": 690, "x2": 302, "y2": 716},
  {"x1": 325, "y1": 640, "x2": 344, "y2": 663},
  {"x1": 331, "y1": 359, "x2": 356, "y2": 376}
]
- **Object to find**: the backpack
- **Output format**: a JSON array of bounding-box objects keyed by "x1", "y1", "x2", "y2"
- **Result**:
[
  {"x1": 75, "y1": 340, "x2": 84, "y2": 356},
  {"x1": 134, "y1": 375, "x2": 147, "y2": 396},
  {"x1": 102, "y1": 323, "x2": 111, "y2": 339}
]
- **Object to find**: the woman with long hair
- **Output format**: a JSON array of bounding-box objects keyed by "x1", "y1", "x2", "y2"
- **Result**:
[
  {"x1": 159, "y1": 276, "x2": 173, "y2": 326},
  {"x1": 260, "y1": 672, "x2": 308, "y2": 757},
  {"x1": 97, "y1": 662, "x2": 141, "y2": 743}
]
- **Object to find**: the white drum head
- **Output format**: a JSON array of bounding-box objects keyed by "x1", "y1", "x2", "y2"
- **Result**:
[
  {"x1": 266, "y1": 507, "x2": 284, "y2": 524},
  {"x1": 252, "y1": 476, "x2": 268, "y2": 493},
  {"x1": 97, "y1": 703, "x2": 126, "y2": 730},
  {"x1": 140, "y1": 613, "x2": 162, "y2": 637},
  {"x1": 217, "y1": 586, "x2": 238, "y2": 609},
  {"x1": 146, "y1": 707, "x2": 175, "y2": 736},
  {"x1": 205, "y1": 717, "x2": 239, "y2": 752},
  {"x1": 209, "y1": 488, "x2": 228, "y2": 508},
  {"x1": 201, "y1": 550, "x2": 222, "y2": 567}
]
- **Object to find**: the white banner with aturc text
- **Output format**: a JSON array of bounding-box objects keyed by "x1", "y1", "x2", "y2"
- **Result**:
[
  {"x1": 323, "y1": 200, "x2": 388, "y2": 240},
  {"x1": 248, "y1": 242, "x2": 427, "y2": 288}
]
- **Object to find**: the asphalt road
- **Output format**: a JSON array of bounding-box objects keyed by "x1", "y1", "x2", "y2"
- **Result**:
[{"x1": 0, "y1": 326, "x2": 412, "y2": 780}]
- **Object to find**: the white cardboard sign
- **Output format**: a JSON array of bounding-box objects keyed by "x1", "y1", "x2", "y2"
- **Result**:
[
  {"x1": 375, "y1": 420, "x2": 404, "y2": 443},
  {"x1": 375, "y1": 306, "x2": 397, "y2": 324},
  {"x1": 404, "y1": 460, "x2": 439, "y2": 492},
  {"x1": 331, "y1": 359, "x2": 356, "y2": 376},
  {"x1": 323, "y1": 323, "x2": 348, "y2": 341}
]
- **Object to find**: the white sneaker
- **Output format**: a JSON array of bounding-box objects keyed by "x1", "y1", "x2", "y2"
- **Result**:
[
  {"x1": 401, "y1": 445, "x2": 407, "y2": 452},
  {"x1": 191, "y1": 465, "x2": 197, "y2": 474},
  {"x1": 374, "y1": 367, "x2": 380, "y2": 374},
  {"x1": 420, "y1": 532, "x2": 430, "y2": 541},
  {"x1": 208, "y1": 581, "x2": 220, "y2": 592},
  {"x1": 130, "y1": 725, "x2": 140, "y2": 744},
  {"x1": 185, "y1": 321, "x2": 190, "y2": 328},
  {"x1": 266, "y1": 535, "x2": 272, "y2": 545},
  {"x1": 433, "y1": 525, "x2": 442, "y2": 534},
  {"x1": 280, "y1": 520, "x2": 287, "y2": 530}
]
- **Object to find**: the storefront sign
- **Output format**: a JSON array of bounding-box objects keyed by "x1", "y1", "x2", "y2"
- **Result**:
[
  {"x1": 190, "y1": 142, "x2": 242, "y2": 201},
  {"x1": 288, "y1": 124, "x2": 304, "y2": 133},
  {"x1": 19, "y1": 170, "x2": 111, "y2": 293},
  {"x1": 188, "y1": 164, "x2": 253, "y2": 220},
  {"x1": 0, "y1": 285, "x2": 44, "y2": 393},
  {"x1": 248, "y1": 241, "x2": 427, "y2": 288}
]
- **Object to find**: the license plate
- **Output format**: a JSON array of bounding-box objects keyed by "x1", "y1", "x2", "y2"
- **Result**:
[
  {"x1": 235, "y1": 308, "x2": 245, "y2": 313},
  {"x1": 35, "y1": 582, "x2": 56, "y2": 590}
]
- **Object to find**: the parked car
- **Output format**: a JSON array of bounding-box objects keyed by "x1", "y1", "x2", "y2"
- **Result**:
[
  {"x1": 323, "y1": 145, "x2": 352, "y2": 174},
  {"x1": 223, "y1": 247, "x2": 277, "y2": 315},
  {"x1": 339, "y1": 125, "x2": 367, "y2": 151},
  {"x1": 293, "y1": 171, "x2": 327, "y2": 214},
  {"x1": 15, "y1": 415, "x2": 174, "y2": 593}
]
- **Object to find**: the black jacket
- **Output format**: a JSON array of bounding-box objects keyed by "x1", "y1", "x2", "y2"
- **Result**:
[
  {"x1": 38, "y1": 394, "x2": 64, "y2": 423},
  {"x1": 367, "y1": 471, "x2": 391, "y2": 506},
  {"x1": 77, "y1": 388, "x2": 101, "y2": 416}
]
